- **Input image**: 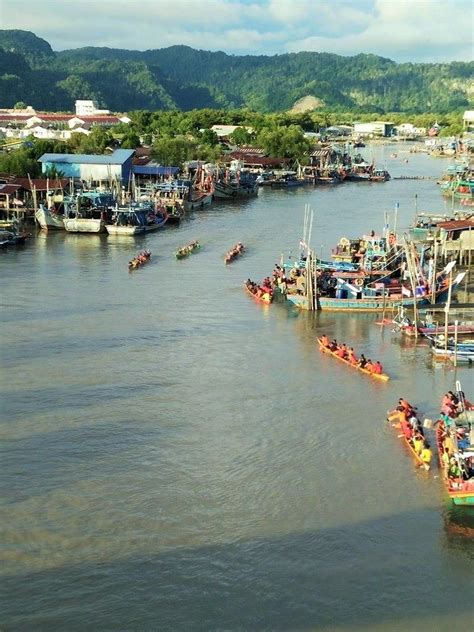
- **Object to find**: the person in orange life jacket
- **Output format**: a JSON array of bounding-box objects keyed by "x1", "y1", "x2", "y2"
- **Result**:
[{"x1": 320, "y1": 334, "x2": 329, "y2": 347}]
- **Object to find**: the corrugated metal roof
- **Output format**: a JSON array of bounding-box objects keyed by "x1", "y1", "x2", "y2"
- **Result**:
[
  {"x1": 437, "y1": 219, "x2": 474, "y2": 231},
  {"x1": 133, "y1": 166, "x2": 180, "y2": 176},
  {"x1": 0, "y1": 184, "x2": 22, "y2": 194},
  {"x1": 38, "y1": 149, "x2": 135, "y2": 165}
]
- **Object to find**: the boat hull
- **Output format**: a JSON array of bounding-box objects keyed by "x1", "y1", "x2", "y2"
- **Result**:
[
  {"x1": 213, "y1": 183, "x2": 258, "y2": 199},
  {"x1": 35, "y1": 207, "x2": 65, "y2": 230},
  {"x1": 64, "y1": 218, "x2": 105, "y2": 233},
  {"x1": 184, "y1": 192, "x2": 213, "y2": 211},
  {"x1": 288, "y1": 293, "x2": 430, "y2": 312},
  {"x1": 244, "y1": 284, "x2": 272, "y2": 304},
  {"x1": 106, "y1": 225, "x2": 146, "y2": 235}
]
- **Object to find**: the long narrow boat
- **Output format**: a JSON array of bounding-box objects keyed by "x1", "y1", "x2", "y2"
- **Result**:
[
  {"x1": 224, "y1": 243, "x2": 245, "y2": 264},
  {"x1": 317, "y1": 337, "x2": 390, "y2": 381},
  {"x1": 175, "y1": 241, "x2": 201, "y2": 259},
  {"x1": 128, "y1": 250, "x2": 151, "y2": 271},
  {"x1": 387, "y1": 410, "x2": 425, "y2": 467},
  {"x1": 244, "y1": 282, "x2": 272, "y2": 304},
  {"x1": 436, "y1": 419, "x2": 474, "y2": 506}
]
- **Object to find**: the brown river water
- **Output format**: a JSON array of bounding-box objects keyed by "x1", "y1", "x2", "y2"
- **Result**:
[{"x1": 1, "y1": 143, "x2": 473, "y2": 631}]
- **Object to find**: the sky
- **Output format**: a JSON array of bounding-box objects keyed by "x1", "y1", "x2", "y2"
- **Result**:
[{"x1": 1, "y1": 0, "x2": 473, "y2": 63}]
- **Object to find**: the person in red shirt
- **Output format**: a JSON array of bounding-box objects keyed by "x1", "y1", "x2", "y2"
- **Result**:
[{"x1": 373, "y1": 360, "x2": 383, "y2": 374}]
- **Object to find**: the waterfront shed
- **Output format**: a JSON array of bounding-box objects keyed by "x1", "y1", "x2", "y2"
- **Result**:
[
  {"x1": 353, "y1": 122, "x2": 394, "y2": 137},
  {"x1": 38, "y1": 149, "x2": 135, "y2": 185}
]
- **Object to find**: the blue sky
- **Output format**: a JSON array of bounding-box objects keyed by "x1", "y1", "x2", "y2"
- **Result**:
[{"x1": 1, "y1": 0, "x2": 473, "y2": 63}]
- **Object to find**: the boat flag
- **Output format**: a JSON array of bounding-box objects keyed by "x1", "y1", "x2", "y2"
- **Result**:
[{"x1": 401, "y1": 286, "x2": 411, "y2": 297}]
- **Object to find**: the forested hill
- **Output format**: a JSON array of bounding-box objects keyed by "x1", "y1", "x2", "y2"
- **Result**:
[{"x1": 0, "y1": 30, "x2": 473, "y2": 113}]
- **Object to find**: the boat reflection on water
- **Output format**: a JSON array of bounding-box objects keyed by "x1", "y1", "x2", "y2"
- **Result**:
[{"x1": 442, "y1": 505, "x2": 474, "y2": 544}]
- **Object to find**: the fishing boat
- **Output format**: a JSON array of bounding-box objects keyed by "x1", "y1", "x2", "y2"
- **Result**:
[
  {"x1": 386, "y1": 409, "x2": 425, "y2": 467},
  {"x1": 391, "y1": 309, "x2": 474, "y2": 338},
  {"x1": 317, "y1": 337, "x2": 390, "y2": 381},
  {"x1": 225, "y1": 242, "x2": 245, "y2": 264},
  {"x1": 0, "y1": 228, "x2": 31, "y2": 248},
  {"x1": 184, "y1": 189, "x2": 213, "y2": 211},
  {"x1": 63, "y1": 192, "x2": 116, "y2": 234},
  {"x1": 35, "y1": 203, "x2": 65, "y2": 230},
  {"x1": 214, "y1": 168, "x2": 258, "y2": 200},
  {"x1": 128, "y1": 249, "x2": 151, "y2": 271},
  {"x1": 436, "y1": 414, "x2": 474, "y2": 506},
  {"x1": 175, "y1": 240, "x2": 201, "y2": 259},
  {"x1": 369, "y1": 169, "x2": 391, "y2": 182},
  {"x1": 430, "y1": 338, "x2": 474, "y2": 364},
  {"x1": 244, "y1": 280, "x2": 273, "y2": 304}
]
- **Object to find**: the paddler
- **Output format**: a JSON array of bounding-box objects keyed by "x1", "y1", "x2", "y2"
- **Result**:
[
  {"x1": 373, "y1": 360, "x2": 383, "y2": 374},
  {"x1": 419, "y1": 442, "x2": 432, "y2": 471},
  {"x1": 320, "y1": 334, "x2": 329, "y2": 347}
]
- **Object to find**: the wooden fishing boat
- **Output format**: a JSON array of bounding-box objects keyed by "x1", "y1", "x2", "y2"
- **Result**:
[
  {"x1": 387, "y1": 410, "x2": 425, "y2": 467},
  {"x1": 436, "y1": 419, "x2": 474, "y2": 506},
  {"x1": 317, "y1": 337, "x2": 390, "y2": 381},
  {"x1": 244, "y1": 282, "x2": 273, "y2": 304},
  {"x1": 128, "y1": 250, "x2": 151, "y2": 271},
  {"x1": 175, "y1": 241, "x2": 201, "y2": 259}
]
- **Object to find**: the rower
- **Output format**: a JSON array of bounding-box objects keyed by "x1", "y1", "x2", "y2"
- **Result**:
[
  {"x1": 347, "y1": 347, "x2": 358, "y2": 364},
  {"x1": 320, "y1": 334, "x2": 329, "y2": 347},
  {"x1": 373, "y1": 360, "x2": 383, "y2": 374}
]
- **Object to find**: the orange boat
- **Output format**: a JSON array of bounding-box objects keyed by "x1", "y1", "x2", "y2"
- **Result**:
[
  {"x1": 317, "y1": 337, "x2": 390, "y2": 381},
  {"x1": 244, "y1": 282, "x2": 272, "y2": 304},
  {"x1": 387, "y1": 410, "x2": 425, "y2": 467}
]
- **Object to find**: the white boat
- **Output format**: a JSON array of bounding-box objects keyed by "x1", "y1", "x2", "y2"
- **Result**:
[
  {"x1": 35, "y1": 204, "x2": 65, "y2": 230},
  {"x1": 64, "y1": 217, "x2": 106, "y2": 233},
  {"x1": 106, "y1": 204, "x2": 168, "y2": 235}
]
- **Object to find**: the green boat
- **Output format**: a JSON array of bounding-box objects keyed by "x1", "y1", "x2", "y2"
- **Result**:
[{"x1": 175, "y1": 241, "x2": 201, "y2": 259}]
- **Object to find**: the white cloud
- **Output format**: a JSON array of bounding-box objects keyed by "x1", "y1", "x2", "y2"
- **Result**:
[
  {"x1": 286, "y1": 0, "x2": 474, "y2": 61},
  {"x1": 0, "y1": 0, "x2": 472, "y2": 61}
]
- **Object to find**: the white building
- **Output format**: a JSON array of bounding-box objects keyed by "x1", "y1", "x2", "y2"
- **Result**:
[
  {"x1": 353, "y1": 121, "x2": 394, "y2": 138},
  {"x1": 463, "y1": 111, "x2": 474, "y2": 132},
  {"x1": 75, "y1": 100, "x2": 110, "y2": 116}
]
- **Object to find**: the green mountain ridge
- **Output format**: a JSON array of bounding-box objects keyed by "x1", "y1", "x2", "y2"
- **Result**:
[{"x1": 0, "y1": 30, "x2": 473, "y2": 113}]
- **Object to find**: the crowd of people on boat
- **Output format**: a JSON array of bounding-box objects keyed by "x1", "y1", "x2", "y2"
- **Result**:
[
  {"x1": 176, "y1": 240, "x2": 200, "y2": 257},
  {"x1": 225, "y1": 242, "x2": 245, "y2": 264},
  {"x1": 438, "y1": 391, "x2": 474, "y2": 485},
  {"x1": 245, "y1": 278, "x2": 273, "y2": 302},
  {"x1": 129, "y1": 249, "x2": 151, "y2": 269},
  {"x1": 388, "y1": 398, "x2": 433, "y2": 471},
  {"x1": 319, "y1": 335, "x2": 384, "y2": 374}
]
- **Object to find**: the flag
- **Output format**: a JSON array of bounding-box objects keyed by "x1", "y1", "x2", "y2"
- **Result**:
[
  {"x1": 441, "y1": 260, "x2": 456, "y2": 276},
  {"x1": 401, "y1": 286, "x2": 411, "y2": 297},
  {"x1": 453, "y1": 271, "x2": 466, "y2": 286}
]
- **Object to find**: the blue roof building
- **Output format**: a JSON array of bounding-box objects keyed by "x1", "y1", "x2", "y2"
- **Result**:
[{"x1": 39, "y1": 149, "x2": 135, "y2": 184}]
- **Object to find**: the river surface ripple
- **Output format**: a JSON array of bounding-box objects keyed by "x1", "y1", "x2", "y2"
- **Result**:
[{"x1": 1, "y1": 144, "x2": 473, "y2": 631}]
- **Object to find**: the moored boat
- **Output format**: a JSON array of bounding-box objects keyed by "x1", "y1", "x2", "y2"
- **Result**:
[
  {"x1": 35, "y1": 204, "x2": 65, "y2": 230},
  {"x1": 436, "y1": 418, "x2": 474, "y2": 506}
]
